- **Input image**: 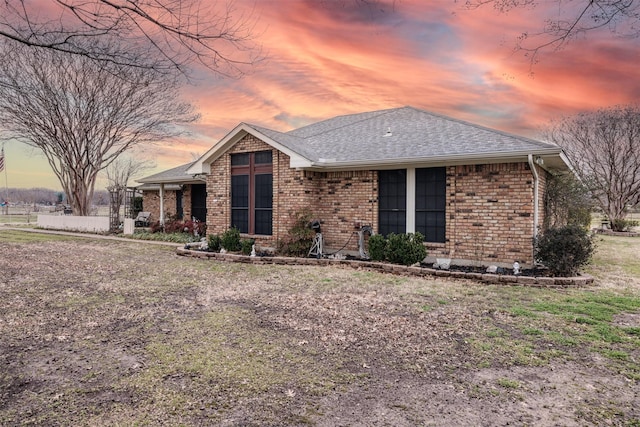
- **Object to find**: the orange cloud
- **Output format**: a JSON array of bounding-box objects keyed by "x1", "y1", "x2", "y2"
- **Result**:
[{"x1": 10, "y1": 0, "x2": 640, "y2": 187}]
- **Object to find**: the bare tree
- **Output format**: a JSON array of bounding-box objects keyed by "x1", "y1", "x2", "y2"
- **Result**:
[
  {"x1": 460, "y1": 0, "x2": 640, "y2": 64},
  {"x1": 0, "y1": 0, "x2": 261, "y2": 77},
  {"x1": 0, "y1": 39, "x2": 198, "y2": 216},
  {"x1": 105, "y1": 154, "x2": 155, "y2": 221},
  {"x1": 546, "y1": 105, "x2": 640, "y2": 231}
]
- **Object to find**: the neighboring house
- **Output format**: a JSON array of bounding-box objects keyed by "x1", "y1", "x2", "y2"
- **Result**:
[
  {"x1": 164, "y1": 106, "x2": 572, "y2": 266},
  {"x1": 137, "y1": 162, "x2": 207, "y2": 224}
]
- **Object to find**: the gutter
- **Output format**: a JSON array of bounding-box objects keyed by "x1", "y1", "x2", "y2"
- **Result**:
[
  {"x1": 304, "y1": 148, "x2": 562, "y2": 171},
  {"x1": 528, "y1": 154, "x2": 540, "y2": 238}
]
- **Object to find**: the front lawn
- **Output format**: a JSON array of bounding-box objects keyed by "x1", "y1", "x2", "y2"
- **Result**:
[{"x1": 0, "y1": 229, "x2": 638, "y2": 426}]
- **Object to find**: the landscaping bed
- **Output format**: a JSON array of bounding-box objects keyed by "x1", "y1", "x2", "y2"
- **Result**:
[{"x1": 176, "y1": 246, "x2": 595, "y2": 288}]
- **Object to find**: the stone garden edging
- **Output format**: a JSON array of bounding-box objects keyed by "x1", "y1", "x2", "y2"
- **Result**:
[{"x1": 176, "y1": 247, "x2": 594, "y2": 288}]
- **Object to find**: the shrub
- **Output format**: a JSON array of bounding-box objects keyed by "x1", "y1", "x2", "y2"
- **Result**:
[
  {"x1": 534, "y1": 225, "x2": 595, "y2": 277},
  {"x1": 131, "y1": 231, "x2": 195, "y2": 243},
  {"x1": 544, "y1": 174, "x2": 593, "y2": 229},
  {"x1": 149, "y1": 221, "x2": 163, "y2": 233},
  {"x1": 241, "y1": 238, "x2": 255, "y2": 255},
  {"x1": 208, "y1": 234, "x2": 222, "y2": 252},
  {"x1": 610, "y1": 219, "x2": 639, "y2": 232},
  {"x1": 276, "y1": 208, "x2": 316, "y2": 256},
  {"x1": 368, "y1": 234, "x2": 387, "y2": 261},
  {"x1": 220, "y1": 227, "x2": 241, "y2": 252},
  {"x1": 149, "y1": 219, "x2": 206, "y2": 237},
  {"x1": 162, "y1": 219, "x2": 183, "y2": 233},
  {"x1": 384, "y1": 232, "x2": 427, "y2": 266}
]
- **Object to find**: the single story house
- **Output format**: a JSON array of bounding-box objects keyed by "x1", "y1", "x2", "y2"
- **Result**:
[
  {"x1": 137, "y1": 162, "x2": 207, "y2": 224},
  {"x1": 148, "y1": 106, "x2": 572, "y2": 266}
]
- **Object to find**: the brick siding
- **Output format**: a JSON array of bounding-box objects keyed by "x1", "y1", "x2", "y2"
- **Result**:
[
  {"x1": 205, "y1": 134, "x2": 547, "y2": 265},
  {"x1": 141, "y1": 185, "x2": 195, "y2": 223},
  {"x1": 446, "y1": 162, "x2": 545, "y2": 265}
]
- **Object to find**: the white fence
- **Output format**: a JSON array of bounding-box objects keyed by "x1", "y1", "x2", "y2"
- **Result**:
[{"x1": 37, "y1": 214, "x2": 110, "y2": 233}]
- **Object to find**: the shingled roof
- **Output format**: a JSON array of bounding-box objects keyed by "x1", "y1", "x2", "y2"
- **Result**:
[
  {"x1": 187, "y1": 106, "x2": 570, "y2": 175},
  {"x1": 137, "y1": 161, "x2": 205, "y2": 186}
]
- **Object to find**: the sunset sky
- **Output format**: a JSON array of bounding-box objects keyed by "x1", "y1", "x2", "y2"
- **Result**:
[{"x1": 3, "y1": 0, "x2": 639, "y2": 190}]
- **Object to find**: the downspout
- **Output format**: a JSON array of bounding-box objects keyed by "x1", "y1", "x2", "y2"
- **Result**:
[
  {"x1": 159, "y1": 183, "x2": 165, "y2": 225},
  {"x1": 527, "y1": 154, "x2": 539, "y2": 238}
]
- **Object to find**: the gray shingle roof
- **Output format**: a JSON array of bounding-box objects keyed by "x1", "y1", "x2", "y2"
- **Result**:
[
  {"x1": 250, "y1": 106, "x2": 560, "y2": 165},
  {"x1": 137, "y1": 161, "x2": 199, "y2": 184}
]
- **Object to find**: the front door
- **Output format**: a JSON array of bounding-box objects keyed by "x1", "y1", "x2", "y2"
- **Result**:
[
  {"x1": 191, "y1": 184, "x2": 207, "y2": 222},
  {"x1": 176, "y1": 190, "x2": 183, "y2": 219}
]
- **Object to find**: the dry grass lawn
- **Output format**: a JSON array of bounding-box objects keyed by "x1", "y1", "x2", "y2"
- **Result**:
[{"x1": 0, "y1": 229, "x2": 639, "y2": 426}]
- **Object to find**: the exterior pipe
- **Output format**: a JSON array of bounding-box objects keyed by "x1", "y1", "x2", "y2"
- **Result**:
[
  {"x1": 159, "y1": 183, "x2": 165, "y2": 225},
  {"x1": 528, "y1": 154, "x2": 539, "y2": 238}
]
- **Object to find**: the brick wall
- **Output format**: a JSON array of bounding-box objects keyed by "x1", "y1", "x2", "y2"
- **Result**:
[
  {"x1": 206, "y1": 135, "x2": 287, "y2": 242},
  {"x1": 205, "y1": 134, "x2": 375, "y2": 252},
  {"x1": 142, "y1": 190, "x2": 177, "y2": 223},
  {"x1": 447, "y1": 162, "x2": 540, "y2": 265},
  {"x1": 141, "y1": 186, "x2": 195, "y2": 223},
  {"x1": 205, "y1": 133, "x2": 544, "y2": 264},
  {"x1": 311, "y1": 170, "x2": 377, "y2": 252}
]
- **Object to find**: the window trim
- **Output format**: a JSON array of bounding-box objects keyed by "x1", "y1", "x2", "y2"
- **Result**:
[
  {"x1": 415, "y1": 167, "x2": 446, "y2": 243},
  {"x1": 378, "y1": 167, "x2": 446, "y2": 243},
  {"x1": 231, "y1": 151, "x2": 273, "y2": 235}
]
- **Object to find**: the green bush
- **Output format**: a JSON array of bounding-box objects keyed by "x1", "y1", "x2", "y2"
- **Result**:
[
  {"x1": 543, "y1": 174, "x2": 593, "y2": 229},
  {"x1": 384, "y1": 232, "x2": 427, "y2": 266},
  {"x1": 368, "y1": 234, "x2": 387, "y2": 261},
  {"x1": 276, "y1": 209, "x2": 316, "y2": 256},
  {"x1": 534, "y1": 225, "x2": 595, "y2": 277},
  {"x1": 241, "y1": 238, "x2": 255, "y2": 255},
  {"x1": 220, "y1": 227, "x2": 241, "y2": 252},
  {"x1": 208, "y1": 234, "x2": 222, "y2": 252},
  {"x1": 610, "y1": 219, "x2": 639, "y2": 232}
]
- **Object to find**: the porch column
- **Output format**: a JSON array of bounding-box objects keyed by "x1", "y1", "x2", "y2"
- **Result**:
[
  {"x1": 406, "y1": 167, "x2": 416, "y2": 233},
  {"x1": 159, "y1": 183, "x2": 165, "y2": 225}
]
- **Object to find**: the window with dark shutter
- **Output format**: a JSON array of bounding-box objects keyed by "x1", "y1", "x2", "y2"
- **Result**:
[
  {"x1": 415, "y1": 167, "x2": 446, "y2": 243},
  {"x1": 230, "y1": 151, "x2": 273, "y2": 235},
  {"x1": 378, "y1": 169, "x2": 407, "y2": 236}
]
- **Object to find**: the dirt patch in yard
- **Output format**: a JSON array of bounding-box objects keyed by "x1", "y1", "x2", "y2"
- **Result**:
[{"x1": 1, "y1": 231, "x2": 639, "y2": 426}]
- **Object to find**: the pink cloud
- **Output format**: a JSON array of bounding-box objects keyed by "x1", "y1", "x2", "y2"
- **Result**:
[{"x1": 10, "y1": 0, "x2": 640, "y2": 187}]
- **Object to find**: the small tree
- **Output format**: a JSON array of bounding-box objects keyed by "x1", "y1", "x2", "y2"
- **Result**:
[
  {"x1": 105, "y1": 155, "x2": 155, "y2": 222},
  {"x1": 544, "y1": 173, "x2": 594, "y2": 229}
]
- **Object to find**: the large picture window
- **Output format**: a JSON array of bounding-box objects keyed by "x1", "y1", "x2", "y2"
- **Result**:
[
  {"x1": 378, "y1": 167, "x2": 446, "y2": 242},
  {"x1": 378, "y1": 169, "x2": 406, "y2": 236},
  {"x1": 415, "y1": 167, "x2": 446, "y2": 243},
  {"x1": 231, "y1": 151, "x2": 273, "y2": 235}
]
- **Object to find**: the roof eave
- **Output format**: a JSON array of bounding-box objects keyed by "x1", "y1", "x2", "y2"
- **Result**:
[
  {"x1": 136, "y1": 174, "x2": 205, "y2": 185},
  {"x1": 301, "y1": 148, "x2": 566, "y2": 172}
]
